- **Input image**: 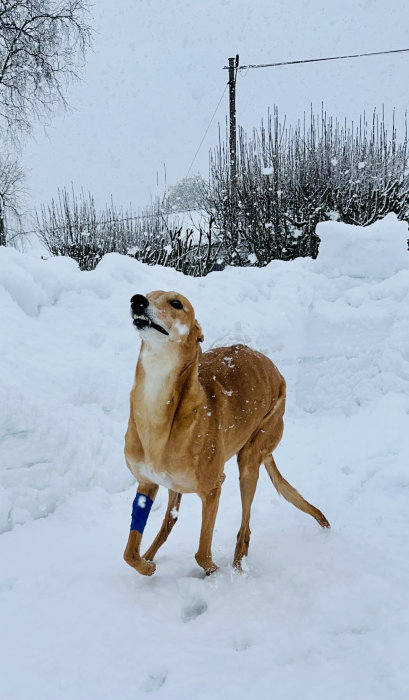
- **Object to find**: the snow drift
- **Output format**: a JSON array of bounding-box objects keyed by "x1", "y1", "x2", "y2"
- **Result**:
[{"x1": 0, "y1": 215, "x2": 408, "y2": 699}]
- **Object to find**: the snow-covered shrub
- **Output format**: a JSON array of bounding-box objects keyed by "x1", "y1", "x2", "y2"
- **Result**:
[
  {"x1": 36, "y1": 188, "x2": 131, "y2": 269},
  {"x1": 36, "y1": 109, "x2": 409, "y2": 275},
  {"x1": 206, "y1": 107, "x2": 409, "y2": 265},
  {"x1": 127, "y1": 217, "x2": 223, "y2": 276},
  {"x1": 36, "y1": 188, "x2": 222, "y2": 275}
]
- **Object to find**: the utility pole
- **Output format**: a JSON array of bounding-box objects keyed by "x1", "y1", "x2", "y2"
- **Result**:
[
  {"x1": 228, "y1": 55, "x2": 239, "y2": 202},
  {"x1": 0, "y1": 197, "x2": 5, "y2": 247},
  {"x1": 228, "y1": 55, "x2": 239, "y2": 248}
]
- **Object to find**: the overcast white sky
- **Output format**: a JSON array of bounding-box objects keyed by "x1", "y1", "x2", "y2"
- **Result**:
[{"x1": 22, "y1": 0, "x2": 409, "y2": 211}]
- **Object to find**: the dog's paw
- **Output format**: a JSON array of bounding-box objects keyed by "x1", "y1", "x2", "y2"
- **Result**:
[
  {"x1": 124, "y1": 552, "x2": 156, "y2": 576},
  {"x1": 142, "y1": 546, "x2": 156, "y2": 562},
  {"x1": 205, "y1": 563, "x2": 218, "y2": 576},
  {"x1": 138, "y1": 558, "x2": 156, "y2": 576},
  {"x1": 195, "y1": 552, "x2": 218, "y2": 575}
]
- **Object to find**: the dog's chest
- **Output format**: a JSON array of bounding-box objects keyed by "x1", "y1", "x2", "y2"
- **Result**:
[
  {"x1": 136, "y1": 460, "x2": 195, "y2": 492},
  {"x1": 140, "y1": 351, "x2": 175, "y2": 411}
]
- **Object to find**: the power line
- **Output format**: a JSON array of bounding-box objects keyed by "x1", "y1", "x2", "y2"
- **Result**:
[
  {"x1": 185, "y1": 82, "x2": 228, "y2": 178},
  {"x1": 223, "y1": 47, "x2": 409, "y2": 71}
]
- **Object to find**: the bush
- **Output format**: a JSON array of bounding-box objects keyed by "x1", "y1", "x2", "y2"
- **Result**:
[
  {"x1": 36, "y1": 108, "x2": 409, "y2": 275},
  {"x1": 36, "y1": 188, "x2": 223, "y2": 275},
  {"x1": 205, "y1": 107, "x2": 409, "y2": 265}
]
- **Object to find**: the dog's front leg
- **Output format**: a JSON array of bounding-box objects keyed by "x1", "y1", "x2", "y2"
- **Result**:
[
  {"x1": 123, "y1": 482, "x2": 159, "y2": 576},
  {"x1": 143, "y1": 490, "x2": 182, "y2": 562},
  {"x1": 195, "y1": 484, "x2": 222, "y2": 575}
]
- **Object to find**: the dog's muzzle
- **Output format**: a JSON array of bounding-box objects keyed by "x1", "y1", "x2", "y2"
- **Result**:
[{"x1": 130, "y1": 295, "x2": 169, "y2": 336}]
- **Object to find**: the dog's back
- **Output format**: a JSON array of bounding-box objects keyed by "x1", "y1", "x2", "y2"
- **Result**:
[{"x1": 198, "y1": 344, "x2": 285, "y2": 462}]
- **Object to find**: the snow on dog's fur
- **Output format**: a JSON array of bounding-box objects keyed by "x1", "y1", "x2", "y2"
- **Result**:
[{"x1": 123, "y1": 290, "x2": 330, "y2": 576}]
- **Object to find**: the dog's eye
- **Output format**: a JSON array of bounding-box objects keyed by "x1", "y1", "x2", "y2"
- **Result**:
[{"x1": 170, "y1": 299, "x2": 183, "y2": 310}]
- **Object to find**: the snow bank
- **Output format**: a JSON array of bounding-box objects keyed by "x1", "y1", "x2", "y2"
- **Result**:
[
  {"x1": 316, "y1": 213, "x2": 409, "y2": 279},
  {"x1": 1, "y1": 217, "x2": 408, "y2": 532}
]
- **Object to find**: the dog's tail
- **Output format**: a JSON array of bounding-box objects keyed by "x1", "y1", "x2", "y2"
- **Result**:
[{"x1": 263, "y1": 454, "x2": 330, "y2": 528}]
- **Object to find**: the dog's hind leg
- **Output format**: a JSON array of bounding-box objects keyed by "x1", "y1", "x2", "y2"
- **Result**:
[
  {"x1": 233, "y1": 445, "x2": 261, "y2": 570},
  {"x1": 143, "y1": 490, "x2": 182, "y2": 562},
  {"x1": 123, "y1": 482, "x2": 159, "y2": 576},
  {"x1": 264, "y1": 454, "x2": 330, "y2": 528}
]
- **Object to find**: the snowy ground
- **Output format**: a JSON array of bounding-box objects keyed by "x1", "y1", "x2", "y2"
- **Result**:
[{"x1": 1, "y1": 215, "x2": 409, "y2": 699}]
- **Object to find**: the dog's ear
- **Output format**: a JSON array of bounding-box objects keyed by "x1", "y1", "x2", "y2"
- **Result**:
[{"x1": 195, "y1": 320, "x2": 204, "y2": 343}]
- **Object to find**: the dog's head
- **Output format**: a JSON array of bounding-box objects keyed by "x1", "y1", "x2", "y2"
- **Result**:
[{"x1": 130, "y1": 291, "x2": 204, "y2": 349}]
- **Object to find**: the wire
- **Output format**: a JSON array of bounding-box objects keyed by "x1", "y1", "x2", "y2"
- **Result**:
[
  {"x1": 223, "y1": 47, "x2": 409, "y2": 71},
  {"x1": 185, "y1": 82, "x2": 228, "y2": 178}
]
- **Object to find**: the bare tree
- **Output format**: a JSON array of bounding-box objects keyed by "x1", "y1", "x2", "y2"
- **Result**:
[
  {"x1": 0, "y1": 152, "x2": 26, "y2": 244},
  {"x1": 0, "y1": 0, "x2": 92, "y2": 138},
  {"x1": 163, "y1": 175, "x2": 207, "y2": 213}
]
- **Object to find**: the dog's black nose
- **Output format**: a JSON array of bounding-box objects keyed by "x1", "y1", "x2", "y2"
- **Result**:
[{"x1": 130, "y1": 294, "x2": 149, "y2": 311}]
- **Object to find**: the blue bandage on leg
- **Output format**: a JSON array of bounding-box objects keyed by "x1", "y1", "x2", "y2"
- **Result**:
[{"x1": 130, "y1": 492, "x2": 153, "y2": 533}]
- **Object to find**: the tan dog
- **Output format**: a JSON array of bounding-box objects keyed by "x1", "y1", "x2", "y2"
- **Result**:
[{"x1": 123, "y1": 290, "x2": 329, "y2": 576}]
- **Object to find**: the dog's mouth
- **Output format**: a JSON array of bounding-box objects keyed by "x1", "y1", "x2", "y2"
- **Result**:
[{"x1": 132, "y1": 312, "x2": 169, "y2": 336}]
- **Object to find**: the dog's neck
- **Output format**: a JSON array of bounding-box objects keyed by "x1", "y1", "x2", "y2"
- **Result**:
[{"x1": 131, "y1": 339, "x2": 204, "y2": 461}]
